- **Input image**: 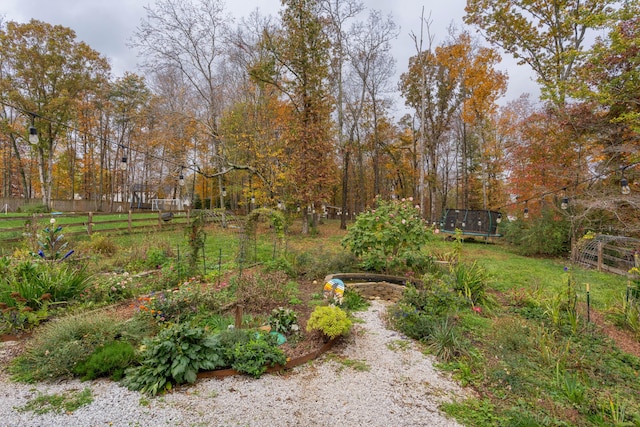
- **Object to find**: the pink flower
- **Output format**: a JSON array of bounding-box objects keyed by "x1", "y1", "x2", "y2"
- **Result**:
[
  {"x1": 473, "y1": 306, "x2": 482, "y2": 313},
  {"x1": 402, "y1": 219, "x2": 406, "y2": 224},
  {"x1": 409, "y1": 197, "x2": 413, "y2": 201}
]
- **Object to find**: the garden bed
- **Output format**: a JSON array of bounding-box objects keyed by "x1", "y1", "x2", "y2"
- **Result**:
[{"x1": 197, "y1": 338, "x2": 335, "y2": 378}]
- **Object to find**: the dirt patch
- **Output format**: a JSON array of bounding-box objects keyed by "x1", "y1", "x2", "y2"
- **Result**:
[{"x1": 587, "y1": 307, "x2": 640, "y2": 358}]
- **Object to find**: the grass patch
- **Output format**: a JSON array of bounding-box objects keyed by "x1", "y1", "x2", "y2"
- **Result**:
[
  {"x1": 386, "y1": 339, "x2": 412, "y2": 352},
  {"x1": 325, "y1": 354, "x2": 370, "y2": 372},
  {"x1": 17, "y1": 388, "x2": 93, "y2": 415}
]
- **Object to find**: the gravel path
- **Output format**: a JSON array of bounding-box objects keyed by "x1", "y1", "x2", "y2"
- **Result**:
[{"x1": 0, "y1": 300, "x2": 468, "y2": 426}]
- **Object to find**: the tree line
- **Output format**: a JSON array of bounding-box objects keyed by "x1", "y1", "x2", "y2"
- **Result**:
[{"x1": 1, "y1": 0, "x2": 638, "y2": 236}]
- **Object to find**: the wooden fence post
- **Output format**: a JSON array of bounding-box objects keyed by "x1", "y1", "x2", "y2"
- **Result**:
[
  {"x1": 87, "y1": 212, "x2": 93, "y2": 236},
  {"x1": 597, "y1": 241, "x2": 603, "y2": 272},
  {"x1": 158, "y1": 211, "x2": 162, "y2": 229},
  {"x1": 128, "y1": 210, "x2": 132, "y2": 233}
]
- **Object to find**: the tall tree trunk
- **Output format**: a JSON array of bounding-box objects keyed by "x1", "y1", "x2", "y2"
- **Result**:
[
  {"x1": 9, "y1": 135, "x2": 30, "y2": 198},
  {"x1": 302, "y1": 209, "x2": 309, "y2": 234},
  {"x1": 340, "y1": 147, "x2": 350, "y2": 230}
]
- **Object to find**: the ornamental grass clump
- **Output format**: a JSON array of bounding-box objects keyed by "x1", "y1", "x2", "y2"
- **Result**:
[
  {"x1": 10, "y1": 312, "x2": 152, "y2": 382},
  {"x1": 306, "y1": 305, "x2": 352, "y2": 340}
]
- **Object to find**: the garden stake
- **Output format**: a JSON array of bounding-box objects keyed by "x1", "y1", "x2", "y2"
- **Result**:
[
  {"x1": 626, "y1": 280, "x2": 631, "y2": 320},
  {"x1": 202, "y1": 240, "x2": 206, "y2": 274},
  {"x1": 177, "y1": 245, "x2": 181, "y2": 283},
  {"x1": 218, "y1": 248, "x2": 222, "y2": 288},
  {"x1": 586, "y1": 283, "x2": 590, "y2": 323}
]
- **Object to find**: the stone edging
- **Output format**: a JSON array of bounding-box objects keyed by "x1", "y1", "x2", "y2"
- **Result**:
[{"x1": 323, "y1": 272, "x2": 423, "y2": 288}]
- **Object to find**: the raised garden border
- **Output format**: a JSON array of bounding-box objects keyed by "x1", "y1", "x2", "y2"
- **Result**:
[
  {"x1": 197, "y1": 339, "x2": 335, "y2": 379},
  {"x1": 323, "y1": 273, "x2": 423, "y2": 288}
]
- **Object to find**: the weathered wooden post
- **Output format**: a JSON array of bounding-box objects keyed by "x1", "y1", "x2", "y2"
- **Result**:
[
  {"x1": 597, "y1": 241, "x2": 603, "y2": 272},
  {"x1": 235, "y1": 304, "x2": 244, "y2": 329},
  {"x1": 87, "y1": 212, "x2": 93, "y2": 236}
]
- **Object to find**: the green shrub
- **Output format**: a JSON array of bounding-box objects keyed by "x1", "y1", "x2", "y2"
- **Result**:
[
  {"x1": 21, "y1": 204, "x2": 50, "y2": 214},
  {"x1": 390, "y1": 280, "x2": 465, "y2": 341},
  {"x1": 74, "y1": 341, "x2": 137, "y2": 381},
  {"x1": 79, "y1": 272, "x2": 136, "y2": 305},
  {"x1": 341, "y1": 196, "x2": 431, "y2": 273},
  {"x1": 501, "y1": 208, "x2": 570, "y2": 256},
  {"x1": 79, "y1": 233, "x2": 118, "y2": 256},
  {"x1": 217, "y1": 328, "x2": 253, "y2": 365},
  {"x1": 264, "y1": 255, "x2": 296, "y2": 277},
  {"x1": 288, "y1": 249, "x2": 361, "y2": 280},
  {"x1": 402, "y1": 280, "x2": 464, "y2": 316},
  {"x1": 341, "y1": 288, "x2": 369, "y2": 312},
  {"x1": 389, "y1": 303, "x2": 438, "y2": 341},
  {"x1": 306, "y1": 305, "x2": 352, "y2": 340},
  {"x1": 146, "y1": 246, "x2": 171, "y2": 268},
  {"x1": 230, "y1": 332, "x2": 287, "y2": 378},
  {"x1": 10, "y1": 312, "x2": 152, "y2": 382},
  {"x1": 123, "y1": 323, "x2": 225, "y2": 395},
  {"x1": 404, "y1": 251, "x2": 438, "y2": 275},
  {"x1": 267, "y1": 307, "x2": 300, "y2": 335}
]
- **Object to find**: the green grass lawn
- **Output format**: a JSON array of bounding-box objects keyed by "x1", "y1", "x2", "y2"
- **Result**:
[{"x1": 424, "y1": 237, "x2": 630, "y2": 311}]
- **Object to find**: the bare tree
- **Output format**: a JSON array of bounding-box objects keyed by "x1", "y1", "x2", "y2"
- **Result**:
[
  {"x1": 320, "y1": 0, "x2": 364, "y2": 228},
  {"x1": 131, "y1": 0, "x2": 229, "y2": 207},
  {"x1": 342, "y1": 9, "x2": 398, "y2": 216}
]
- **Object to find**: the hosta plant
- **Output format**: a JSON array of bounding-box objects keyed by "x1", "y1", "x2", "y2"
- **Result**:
[{"x1": 123, "y1": 323, "x2": 224, "y2": 395}]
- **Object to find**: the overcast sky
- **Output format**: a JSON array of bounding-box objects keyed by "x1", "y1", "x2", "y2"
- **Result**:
[{"x1": 2, "y1": 0, "x2": 538, "y2": 116}]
